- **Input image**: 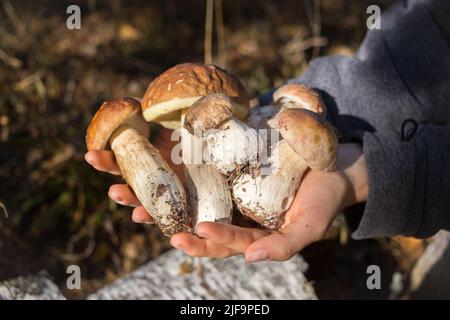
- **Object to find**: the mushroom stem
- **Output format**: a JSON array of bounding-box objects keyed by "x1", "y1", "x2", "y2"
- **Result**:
[
  {"x1": 185, "y1": 163, "x2": 233, "y2": 225},
  {"x1": 232, "y1": 107, "x2": 338, "y2": 229},
  {"x1": 204, "y1": 118, "x2": 261, "y2": 175},
  {"x1": 232, "y1": 140, "x2": 308, "y2": 229},
  {"x1": 180, "y1": 112, "x2": 233, "y2": 226},
  {"x1": 110, "y1": 126, "x2": 191, "y2": 236},
  {"x1": 183, "y1": 93, "x2": 263, "y2": 175}
]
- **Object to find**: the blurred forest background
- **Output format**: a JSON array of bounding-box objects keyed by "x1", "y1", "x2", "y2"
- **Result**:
[{"x1": 0, "y1": 0, "x2": 426, "y2": 299}]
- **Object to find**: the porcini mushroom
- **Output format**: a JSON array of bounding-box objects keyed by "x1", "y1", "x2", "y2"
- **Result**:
[
  {"x1": 179, "y1": 114, "x2": 233, "y2": 225},
  {"x1": 247, "y1": 83, "x2": 326, "y2": 130},
  {"x1": 184, "y1": 93, "x2": 262, "y2": 175},
  {"x1": 86, "y1": 97, "x2": 191, "y2": 236},
  {"x1": 272, "y1": 83, "x2": 327, "y2": 116},
  {"x1": 142, "y1": 63, "x2": 249, "y2": 129},
  {"x1": 141, "y1": 63, "x2": 250, "y2": 226},
  {"x1": 232, "y1": 108, "x2": 338, "y2": 229}
]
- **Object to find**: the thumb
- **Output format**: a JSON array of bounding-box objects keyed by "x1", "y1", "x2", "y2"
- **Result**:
[{"x1": 245, "y1": 219, "x2": 322, "y2": 263}]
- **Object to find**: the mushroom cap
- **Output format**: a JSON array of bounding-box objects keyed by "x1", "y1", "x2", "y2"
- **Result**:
[
  {"x1": 273, "y1": 83, "x2": 326, "y2": 116},
  {"x1": 142, "y1": 63, "x2": 249, "y2": 129},
  {"x1": 183, "y1": 93, "x2": 235, "y2": 134},
  {"x1": 268, "y1": 108, "x2": 338, "y2": 171},
  {"x1": 86, "y1": 97, "x2": 150, "y2": 151}
]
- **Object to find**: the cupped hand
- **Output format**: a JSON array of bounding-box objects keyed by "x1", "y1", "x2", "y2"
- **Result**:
[
  {"x1": 84, "y1": 127, "x2": 184, "y2": 224},
  {"x1": 86, "y1": 134, "x2": 368, "y2": 263},
  {"x1": 170, "y1": 143, "x2": 368, "y2": 262}
]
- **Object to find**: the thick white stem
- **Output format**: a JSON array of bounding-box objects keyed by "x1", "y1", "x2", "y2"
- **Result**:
[
  {"x1": 181, "y1": 114, "x2": 233, "y2": 226},
  {"x1": 204, "y1": 118, "x2": 262, "y2": 175},
  {"x1": 110, "y1": 127, "x2": 191, "y2": 236},
  {"x1": 232, "y1": 140, "x2": 308, "y2": 229},
  {"x1": 185, "y1": 163, "x2": 233, "y2": 225}
]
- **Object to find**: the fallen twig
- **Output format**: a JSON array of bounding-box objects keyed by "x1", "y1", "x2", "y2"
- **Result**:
[{"x1": 0, "y1": 48, "x2": 23, "y2": 69}]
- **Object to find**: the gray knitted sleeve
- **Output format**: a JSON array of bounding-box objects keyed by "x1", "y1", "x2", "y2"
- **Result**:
[
  {"x1": 354, "y1": 124, "x2": 450, "y2": 239},
  {"x1": 259, "y1": 0, "x2": 450, "y2": 239}
]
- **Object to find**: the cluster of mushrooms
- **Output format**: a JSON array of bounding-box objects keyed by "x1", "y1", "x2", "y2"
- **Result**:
[{"x1": 86, "y1": 63, "x2": 338, "y2": 236}]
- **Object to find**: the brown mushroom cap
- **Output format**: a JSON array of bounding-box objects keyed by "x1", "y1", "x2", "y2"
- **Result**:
[
  {"x1": 273, "y1": 83, "x2": 326, "y2": 116},
  {"x1": 268, "y1": 108, "x2": 338, "y2": 171},
  {"x1": 86, "y1": 97, "x2": 150, "y2": 150},
  {"x1": 142, "y1": 63, "x2": 249, "y2": 129},
  {"x1": 183, "y1": 93, "x2": 235, "y2": 135}
]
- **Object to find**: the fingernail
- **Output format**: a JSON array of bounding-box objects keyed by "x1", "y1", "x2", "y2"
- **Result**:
[
  {"x1": 109, "y1": 190, "x2": 123, "y2": 203},
  {"x1": 245, "y1": 249, "x2": 269, "y2": 263},
  {"x1": 116, "y1": 198, "x2": 124, "y2": 204},
  {"x1": 84, "y1": 153, "x2": 94, "y2": 165},
  {"x1": 133, "y1": 217, "x2": 147, "y2": 224}
]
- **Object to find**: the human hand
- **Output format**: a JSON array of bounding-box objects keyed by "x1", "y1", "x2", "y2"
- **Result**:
[
  {"x1": 84, "y1": 127, "x2": 184, "y2": 224},
  {"x1": 170, "y1": 143, "x2": 368, "y2": 262}
]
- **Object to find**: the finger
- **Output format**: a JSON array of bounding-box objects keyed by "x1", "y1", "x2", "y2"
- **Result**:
[
  {"x1": 170, "y1": 232, "x2": 239, "y2": 258},
  {"x1": 245, "y1": 219, "x2": 315, "y2": 263},
  {"x1": 108, "y1": 184, "x2": 141, "y2": 207},
  {"x1": 85, "y1": 150, "x2": 121, "y2": 175},
  {"x1": 131, "y1": 206, "x2": 154, "y2": 224},
  {"x1": 194, "y1": 222, "x2": 269, "y2": 253}
]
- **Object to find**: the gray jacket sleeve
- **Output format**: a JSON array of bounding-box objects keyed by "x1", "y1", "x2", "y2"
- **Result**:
[
  {"x1": 262, "y1": 0, "x2": 450, "y2": 239},
  {"x1": 357, "y1": 124, "x2": 450, "y2": 239}
]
